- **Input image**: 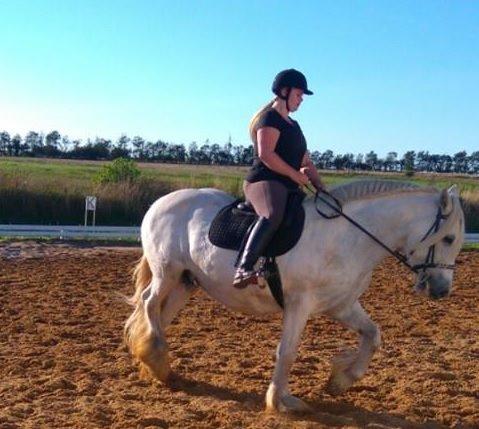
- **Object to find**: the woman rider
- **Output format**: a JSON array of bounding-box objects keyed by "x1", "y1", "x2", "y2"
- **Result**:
[{"x1": 233, "y1": 69, "x2": 325, "y2": 288}]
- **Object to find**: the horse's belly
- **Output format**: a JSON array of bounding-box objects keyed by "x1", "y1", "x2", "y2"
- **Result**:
[
  {"x1": 189, "y1": 240, "x2": 281, "y2": 315},
  {"x1": 201, "y1": 280, "x2": 282, "y2": 315}
]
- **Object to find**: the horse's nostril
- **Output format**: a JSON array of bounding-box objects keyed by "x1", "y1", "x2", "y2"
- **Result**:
[{"x1": 430, "y1": 288, "x2": 449, "y2": 299}]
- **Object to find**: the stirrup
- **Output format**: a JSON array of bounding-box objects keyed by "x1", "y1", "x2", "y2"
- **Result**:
[{"x1": 233, "y1": 269, "x2": 258, "y2": 289}]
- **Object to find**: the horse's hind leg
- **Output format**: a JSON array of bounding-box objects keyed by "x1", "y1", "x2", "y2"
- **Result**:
[
  {"x1": 160, "y1": 272, "x2": 197, "y2": 329},
  {"x1": 126, "y1": 267, "x2": 185, "y2": 382},
  {"x1": 326, "y1": 300, "x2": 381, "y2": 395}
]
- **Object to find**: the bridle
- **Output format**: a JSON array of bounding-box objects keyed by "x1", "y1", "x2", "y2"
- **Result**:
[
  {"x1": 410, "y1": 207, "x2": 455, "y2": 272},
  {"x1": 310, "y1": 187, "x2": 456, "y2": 275}
]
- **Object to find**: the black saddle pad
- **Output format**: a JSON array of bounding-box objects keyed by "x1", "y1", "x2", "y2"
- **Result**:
[{"x1": 208, "y1": 191, "x2": 306, "y2": 257}]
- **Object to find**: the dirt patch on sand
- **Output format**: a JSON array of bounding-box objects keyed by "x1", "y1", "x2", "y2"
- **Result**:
[
  {"x1": 0, "y1": 243, "x2": 477, "y2": 428},
  {"x1": 0, "y1": 240, "x2": 137, "y2": 260}
]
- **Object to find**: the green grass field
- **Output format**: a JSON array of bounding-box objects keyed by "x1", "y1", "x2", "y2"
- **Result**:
[{"x1": 1, "y1": 157, "x2": 478, "y2": 229}]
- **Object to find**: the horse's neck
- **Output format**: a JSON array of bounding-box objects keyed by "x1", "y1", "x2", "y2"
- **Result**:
[{"x1": 342, "y1": 192, "x2": 438, "y2": 266}]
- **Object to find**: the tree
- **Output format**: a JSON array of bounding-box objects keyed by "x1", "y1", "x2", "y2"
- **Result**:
[
  {"x1": 333, "y1": 155, "x2": 342, "y2": 170},
  {"x1": 153, "y1": 140, "x2": 169, "y2": 161},
  {"x1": 111, "y1": 135, "x2": 131, "y2": 159},
  {"x1": 233, "y1": 145, "x2": 246, "y2": 165},
  {"x1": 59, "y1": 136, "x2": 71, "y2": 154},
  {"x1": 11, "y1": 134, "x2": 23, "y2": 156},
  {"x1": 402, "y1": 151, "x2": 416, "y2": 175},
  {"x1": 209, "y1": 143, "x2": 221, "y2": 164},
  {"x1": 187, "y1": 142, "x2": 200, "y2": 164},
  {"x1": 93, "y1": 138, "x2": 111, "y2": 159},
  {"x1": 416, "y1": 151, "x2": 430, "y2": 172},
  {"x1": 234, "y1": 145, "x2": 253, "y2": 165},
  {"x1": 355, "y1": 153, "x2": 365, "y2": 170},
  {"x1": 221, "y1": 140, "x2": 234, "y2": 165},
  {"x1": 10, "y1": 134, "x2": 22, "y2": 157},
  {"x1": 453, "y1": 151, "x2": 468, "y2": 173},
  {"x1": 365, "y1": 151, "x2": 378, "y2": 170},
  {"x1": 171, "y1": 144, "x2": 186, "y2": 163},
  {"x1": 320, "y1": 150, "x2": 334, "y2": 169},
  {"x1": 223, "y1": 136, "x2": 233, "y2": 163},
  {"x1": 0, "y1": 131, "x2": 11, "y2": 155},
  {"x1": 72, "y1": 139, "x2": 82, "y2": 150},
  {"x1": 24, "y1": 131, "x2": 43, "y2": 154},
  {"x1": 131, "y1": 136, "x2": 146, "y2": 159},
  {"x1": 45, "y1": 130, "x2": 61, "y2": 149},
  {"x1": 385, "y1": 152, "x2": 398, "y2": 171},
  {"x1": 333, "y1": 153, "x2": 354, "y2": 170},
  {"x1": 438, "y1": 154, "x2": 452, "y2": 173},
  {"x1": 309, "y1": 150, "x2": 321, "y2": 167},
  {"x1": 469, "y1": 151, "x2": 479, "y2": 173},
  {"x1": 343, "y1": 153, "x2": 355, "y2": 171},
  {"x1": 199, "y1": 142, "x2": 211, "y2": 164}
]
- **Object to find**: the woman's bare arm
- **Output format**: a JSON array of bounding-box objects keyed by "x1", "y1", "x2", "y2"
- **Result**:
[
  {"x1": 300, "y1": 151, "x2": 325, "y2": 190},
  {"x1": 257, "y1": 127, "x2": 309, "y2": 186}
]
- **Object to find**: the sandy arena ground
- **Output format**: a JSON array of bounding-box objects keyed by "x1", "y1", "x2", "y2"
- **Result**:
[{"x1": 0, "y1": 241, "x2": 477, "y2": 428}]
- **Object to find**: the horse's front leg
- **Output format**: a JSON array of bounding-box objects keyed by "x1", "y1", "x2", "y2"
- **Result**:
[
  {"x1": 266, "y1": 297, "x2": 313, "y2": 413},
  {"x1": 326, "y1": 300, "x2": 381, "y2": 395}
]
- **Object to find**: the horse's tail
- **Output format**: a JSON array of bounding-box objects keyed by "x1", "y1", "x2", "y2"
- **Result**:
[
  {"x1": 128, "y1": 255, "x2": 152, "y2": 306},
  {"x1": 124, "y1": 254, "x2": 153, "y2": 358}
]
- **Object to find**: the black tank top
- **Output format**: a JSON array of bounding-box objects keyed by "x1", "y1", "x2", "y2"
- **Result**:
[{"x1": 246, "y1": 108, "x2": 307, "y2": 189}]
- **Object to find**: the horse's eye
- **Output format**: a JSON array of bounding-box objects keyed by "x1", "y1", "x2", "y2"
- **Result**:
[{"x1": 443, "y1": 235, "x2": 455, "y2": 245}]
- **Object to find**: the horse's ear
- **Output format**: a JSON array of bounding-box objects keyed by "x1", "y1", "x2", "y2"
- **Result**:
[
  {"x1": 440, "y1": 188, "x2": 453, "y2": 214},
  {"x1": 441, "y1": 188, "x2": 453, "y2": 214},
  {"x1": 448, "y1": 184, "x2": 459, "y2": 198}
]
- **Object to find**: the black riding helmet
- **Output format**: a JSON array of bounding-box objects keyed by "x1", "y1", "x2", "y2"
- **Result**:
[{"x1": 272, "y1": 69, "x2": 313, "y2": 111}]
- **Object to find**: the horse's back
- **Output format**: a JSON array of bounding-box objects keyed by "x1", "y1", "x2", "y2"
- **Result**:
[
  {"x1": 147, "y1": 188, "x2": 231, "y2": 215},
  {"x1": 143, "y1": 188, "x2": 232, "y2": 228},
  {"x1": 141, "y1": 188, "x2": 233, "y2": 261}
]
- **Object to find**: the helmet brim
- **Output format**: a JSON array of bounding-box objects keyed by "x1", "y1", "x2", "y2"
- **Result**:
[{"x1": 304, "y1": 89, "x2": 313, "y2": 95}]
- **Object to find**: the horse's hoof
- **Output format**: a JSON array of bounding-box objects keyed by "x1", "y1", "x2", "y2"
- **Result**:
[
  {"x1": 266, "y1": 391, "x2": 312, "y2": 414},
  {"x1": 137, "y1": 348, "x2": 171, "y2": 382},
  {"x1": 279, "y1": 394, "x2": 312, "y2": 413},
  {"x1": 134, "y1": 336, "x2": 171, "y2": 382},
  {"x1": 325, "y1": 370, "x2": 355, "y2": 396},
  {"x1": 149, "y1": 359, "x2": 171, "y2": 382}
]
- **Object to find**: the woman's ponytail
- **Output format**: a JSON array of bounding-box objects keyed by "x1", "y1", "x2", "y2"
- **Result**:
[{"x1": 248, "y1": 99, "x2": 275, "y2": 145}]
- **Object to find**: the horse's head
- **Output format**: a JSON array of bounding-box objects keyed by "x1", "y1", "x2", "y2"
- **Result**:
[{"x1": 407, "y1": 185, "x2": 465, "y2": 300}]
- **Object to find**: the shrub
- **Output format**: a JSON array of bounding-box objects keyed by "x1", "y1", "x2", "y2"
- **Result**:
[
  {"x1": 404, "y1": 166, "x2": 415, "y2": 177},
  {"x1": 95, "y1": 158, "x2": 140, "y2": 184}
]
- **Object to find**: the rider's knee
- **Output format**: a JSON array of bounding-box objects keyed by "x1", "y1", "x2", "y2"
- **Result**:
[{"x1": 266, "y1": 212, "x2": 283, "y2": 231}]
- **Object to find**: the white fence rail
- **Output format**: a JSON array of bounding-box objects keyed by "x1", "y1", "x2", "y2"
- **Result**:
[
  {"x1": 0, "y1": 224, "x2": 478, "y2": 243},
  {"x1": 0, "y1": 225, "x2": 140, "y2": 240},
  {"x1": 465, "y1": 234, "x2": 479, "y2": 243}
]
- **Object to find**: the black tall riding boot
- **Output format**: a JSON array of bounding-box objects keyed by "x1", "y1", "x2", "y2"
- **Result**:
[{"x1": 233, "y1": 217, "x2": 278, "y2": 288}]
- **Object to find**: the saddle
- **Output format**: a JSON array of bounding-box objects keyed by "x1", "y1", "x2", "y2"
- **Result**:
[
  {"x1": 208, "y1": 189, "x2": 306, "y2": 309},
  {"x1": 208, "y1": 189, "x2": 306, "y2": 257}
]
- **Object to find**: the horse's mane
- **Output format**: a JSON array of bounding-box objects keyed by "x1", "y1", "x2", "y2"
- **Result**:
[{"x1": 329, "y1": 179, "x2": 437, "y2": 204}]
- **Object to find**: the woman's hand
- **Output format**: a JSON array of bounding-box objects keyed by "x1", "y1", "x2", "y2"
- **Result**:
[
  {"x1": 300, "y1": 167, "x2": 326, "y2": 190},
  {"x1": 291, "y1": 170, "x2": 310, "y2": 187}
]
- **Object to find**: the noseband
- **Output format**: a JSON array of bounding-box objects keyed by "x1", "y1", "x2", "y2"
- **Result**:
[{"x1": 312, "y1": 188, "x2": 456, "y2": 275}]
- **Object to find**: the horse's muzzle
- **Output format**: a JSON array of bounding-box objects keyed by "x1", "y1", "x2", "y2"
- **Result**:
[
  {"x1": 427, "y1": 274, "x2": 452, "y2": 300},
  {"x1": 429, "y1": 285, "x2": 450, "y2": 300}
]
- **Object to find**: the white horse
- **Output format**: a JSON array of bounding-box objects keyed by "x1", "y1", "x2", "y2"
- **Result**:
[{"x1": 124, "y1": 180, "x2": 464, "y2": 413}]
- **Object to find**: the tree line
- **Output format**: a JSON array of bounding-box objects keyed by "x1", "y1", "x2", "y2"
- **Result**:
[{"x1": 1, "y1": 130, "x2": 478, "y2": 174}]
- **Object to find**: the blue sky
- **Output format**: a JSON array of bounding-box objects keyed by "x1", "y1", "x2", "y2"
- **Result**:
[{"x1": 0, "y1": 0, "x2": 478, "y2": 157}]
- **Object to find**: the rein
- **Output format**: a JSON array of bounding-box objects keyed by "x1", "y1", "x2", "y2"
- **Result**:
[{"x1": 306, "y1": 185, "x2": 455, "y2": 274}]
